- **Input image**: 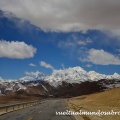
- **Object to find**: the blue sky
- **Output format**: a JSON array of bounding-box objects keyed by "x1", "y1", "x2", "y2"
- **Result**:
[{"x1": 0, "y1": 0, "x2": 120, "y2": 79}]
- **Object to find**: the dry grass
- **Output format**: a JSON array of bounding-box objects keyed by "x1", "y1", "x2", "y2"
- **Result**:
[
  {"x1": 68, "y1": 87, "x2": 120, "y2": 120},
  {"x1": 0, "y1": 94, "x2": 41, "y2": 106}
]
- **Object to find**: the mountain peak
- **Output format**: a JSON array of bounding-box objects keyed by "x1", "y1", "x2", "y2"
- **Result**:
[{"x1": 113, "y1": 72, "x2": 120, "y2": 79}]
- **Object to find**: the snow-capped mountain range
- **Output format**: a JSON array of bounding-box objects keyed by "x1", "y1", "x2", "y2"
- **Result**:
[
  {"x1": 0, "y1": 66, "x2": 120, "y2": 96},
  {"x1": 19, "y1": 67, "x2": 120, "y2": 85},
  {"x1": 44, "y1": 67, "x2": 120, "y2": 86}
]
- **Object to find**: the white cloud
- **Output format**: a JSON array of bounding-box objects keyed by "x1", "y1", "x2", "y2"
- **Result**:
[
  {"x1": 0, "y1": 40, "x2": 36, "y2": 59},
  {"x1": 25, "y1": 71, "x2": 41, "y2": 77},
  {"x1": 58, "y1": 36, "x2": 92, "y2": 50},
  {"x1": 116, "y1": 49, "x2": 120, "y2": 53},
  {"x1": 86, "y1": 64, "x2": 92, "y2": 68},
  {"x1": 0, "y1": 0, "x2": 120, "y2": 34},
  {"x1": 77, "y1": 38, "x2": 92, "y2": 46},
  {"x1": 58, "y1": 40, "x2": 75, "y2": 50},
  {"x1": 80, "y1": 49, "x2": 120, "y2": 65},
  {"x1": 29, "y1": 63, "x2": 36, "y2": 67},
  {"x1": 40, "y1": 61, "x2": 54, "y2": 70},
  {"x1": 61, "y1": 63, "x2": 65, "y2": 69}
]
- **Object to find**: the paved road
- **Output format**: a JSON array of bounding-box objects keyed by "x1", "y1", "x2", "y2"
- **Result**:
[{"x1": 0, "y1": 99, "x2": 75, "y2": 120}]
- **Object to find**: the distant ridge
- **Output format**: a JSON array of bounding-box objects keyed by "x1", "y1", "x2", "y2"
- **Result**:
[{"x1": 0, "y1": 67, "x2": 120, "y2": 97}]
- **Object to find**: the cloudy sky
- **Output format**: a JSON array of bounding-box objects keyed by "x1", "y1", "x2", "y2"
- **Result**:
[{"x1": 0, "y1": 0, "x2": 120, "y2": 79}]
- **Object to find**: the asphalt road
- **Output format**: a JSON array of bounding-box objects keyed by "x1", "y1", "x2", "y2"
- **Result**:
[{"x1": 0, "y1": 99, "x2": 75, "y2": 120}]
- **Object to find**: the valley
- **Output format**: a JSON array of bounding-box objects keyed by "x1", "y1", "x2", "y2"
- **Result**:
[{"x1": 0, "y1": 67, "x2": 120, "y2": 120}]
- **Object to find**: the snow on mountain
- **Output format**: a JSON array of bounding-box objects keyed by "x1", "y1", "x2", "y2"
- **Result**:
[
  {"x1": 0, "y1": 78, "x2": 26, "y2": 95},
  {"x1": 0, "y1": 77, "x2": 4, "y2": 81},
  {"x1": 19, "y1": 76, "x2": 35, "y2": 83},
  {"x1": 35, "y1": 72, "x2": 47, "y2": 80},
  {"x1": 111, "y1": 73, "x2": 120, "y2": 79},
  {"x1": 19, "y1": 72, "x2": 46, "y2": 83},
  {"x1": 40, "y1": 84, "x2": 49, "y2": 92},
  {"x1": 105, "y1": 73, "x2": 120, "y2": 79},
  {"x1": 87, "y1": 71, "x2": 106, "y2": 81},
  {"x1": 44, "y1": 67, "x2": 120, "y2": 87},
  {"x1": 16, "y1": 82, "x2": 26, "y2": 91},
  {"x1": 45, "y1": 67, "x2": 89, "y2": 86},
  {"x1": 0, "y1": 66, "x2": 120, "y2": 93},
  {"x1": 2, "y1": 67, "x2": 119, "y2": 87}
]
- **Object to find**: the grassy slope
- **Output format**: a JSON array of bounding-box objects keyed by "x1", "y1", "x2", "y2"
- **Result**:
[{"x1": 68, "y1": 87, "x2": 120, "y2": 120}]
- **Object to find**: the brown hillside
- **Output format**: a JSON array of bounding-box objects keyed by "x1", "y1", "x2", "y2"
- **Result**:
[{"x1": 68, "y1": 87, "x2": 120, "y2": 120}]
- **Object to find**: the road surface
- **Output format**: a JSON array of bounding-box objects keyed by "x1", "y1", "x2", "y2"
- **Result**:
[{"x1": 0, "y1": 99, "x2": 75, "y2": 120}]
